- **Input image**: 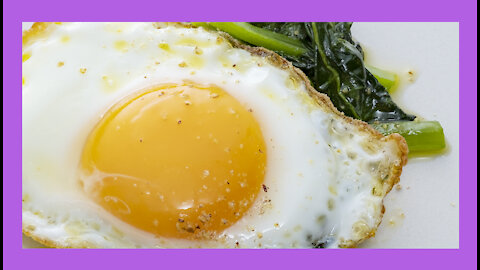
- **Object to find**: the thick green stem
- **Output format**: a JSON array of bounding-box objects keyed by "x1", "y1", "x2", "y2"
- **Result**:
[
  {"x1": 371, "y1": 121, "x2": 446, "y2": 153},
  {"x1": 366, "y1": 65, "x2": 398, "y2": 92},
  {"x1": 195, "y1": 22, "x2": 308, "y2": 57}
]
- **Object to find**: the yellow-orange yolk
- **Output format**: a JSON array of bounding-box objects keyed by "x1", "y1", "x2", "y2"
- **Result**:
[{"x1": 80, "y1": 83, "x2": 267, "y2": 239}]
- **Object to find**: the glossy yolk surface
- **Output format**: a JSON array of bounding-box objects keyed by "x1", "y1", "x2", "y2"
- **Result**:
[{"x1": 80, "y1": 84, "x2": 267, "y2": 239}]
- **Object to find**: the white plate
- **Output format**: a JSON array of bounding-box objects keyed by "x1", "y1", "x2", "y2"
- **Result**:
[
  {"x1": 353, "y1": 22, "x2": 459, "y2": 248},
  {"x1": 22, "y1": 22, "x2": 459, "y2": 248}
]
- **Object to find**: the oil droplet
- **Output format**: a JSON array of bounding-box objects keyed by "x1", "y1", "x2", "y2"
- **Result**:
[
  {"x1": 114, "y1": 40, "x2": 129, "y2": 52},
  {"x1": 285, "y1": 75, "x2": 299, "y2": 90},
  {"x1": 186, "y1": 55, "x2": 204, "y2": 69},
  {"x1": 327, "y1": 199, "x2": 335, "y2": 211},
  {"x1": 102, "y1": 75, "x2": 117, "y2": 92},
  {"x1": 22, "y1": 53, "x2": 31, "y2": 62},
  {"x1": 406, "y1": 69, "x2": 416, "y2": 82},
  {"x1": 158, "y1": 43, "x2": 172, "y2": 52},
  {"x1": 61, "y1": 35, "x2": 70, "y2": 43},
  {"x1": 176, "y1": 38, "x2": 213, "y2": 48},
  {"x1": 328, "y1": 185, "x2": 338, "y2": 196}
]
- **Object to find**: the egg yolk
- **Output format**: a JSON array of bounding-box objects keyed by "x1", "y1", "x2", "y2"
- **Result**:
[{"x1": 80, "y1": 83, "x2": 267, "y2": 239}]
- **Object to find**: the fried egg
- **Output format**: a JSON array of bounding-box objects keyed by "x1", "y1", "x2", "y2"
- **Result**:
[{"x1": 22, "y1": 22, "x2": 407, "y2": 248}]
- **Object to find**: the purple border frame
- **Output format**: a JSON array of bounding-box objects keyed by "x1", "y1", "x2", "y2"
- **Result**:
[{"x1": 4, "y1": 0, "x2": 477, "y2": 269}]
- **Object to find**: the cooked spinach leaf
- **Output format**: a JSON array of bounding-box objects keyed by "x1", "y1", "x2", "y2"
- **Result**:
[{"x1": 251, "y1": 22, "x2": 415, "y2": 122}]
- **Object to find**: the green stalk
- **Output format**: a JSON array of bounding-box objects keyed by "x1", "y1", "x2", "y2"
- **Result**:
[
  {"x1": 366, "y1": 65, "x2": 398, "y2": 92},
  {"x1": 371, "y1": 121, "x2": 446, "y2": 153},
  {"x1": 194, "y1": 22, "x2": 308, "y2": 57}
]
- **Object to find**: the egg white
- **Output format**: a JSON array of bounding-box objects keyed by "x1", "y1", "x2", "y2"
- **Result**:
[{"x1": 22, "y1": 22, "x2": 406, "y2": 248}]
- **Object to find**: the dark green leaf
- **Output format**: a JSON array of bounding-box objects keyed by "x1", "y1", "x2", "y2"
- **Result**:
[{"x1": 251, "y1": 22, "x2": 416, "y2": 122}]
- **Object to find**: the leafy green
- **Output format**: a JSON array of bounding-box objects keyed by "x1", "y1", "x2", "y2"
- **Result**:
[{"x1": 251, "y1": 22, "x2": 415, "y2": 122}]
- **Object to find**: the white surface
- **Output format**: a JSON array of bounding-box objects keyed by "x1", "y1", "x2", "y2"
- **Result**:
[
  {"x1": 353, "y1": 22, "x2": 459, "y2": 248},
  {"x1": 22, "y1": 22, "x2": 459, "y2": 248}
]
